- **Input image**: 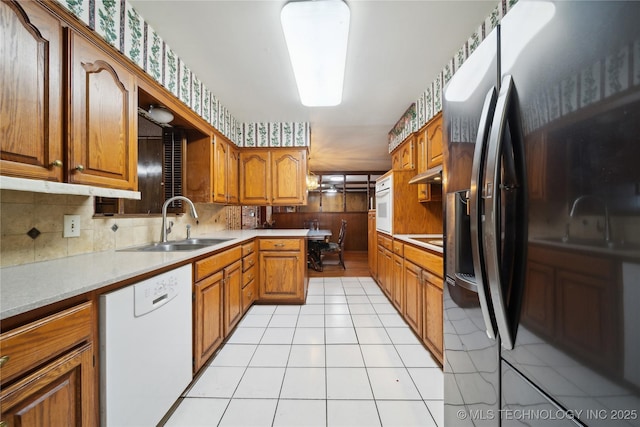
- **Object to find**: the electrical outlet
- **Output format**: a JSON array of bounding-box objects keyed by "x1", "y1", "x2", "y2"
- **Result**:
[{"x1": 63, "y1": 215, "x2": 81, "y2": 238}]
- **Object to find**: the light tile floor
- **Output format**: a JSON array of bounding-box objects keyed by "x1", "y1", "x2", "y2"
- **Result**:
[{"x1": 165, "y1": 277, "x2": 443, "y2": 427}]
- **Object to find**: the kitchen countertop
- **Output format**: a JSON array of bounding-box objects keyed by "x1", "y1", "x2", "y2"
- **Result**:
[
  {"x1": 393, "y1": 234, "x2": 444, "y2": 253},
  {"x1": 0, "y1": 229, "x2": 308, "y2": 321},
  {"x1": 530, "y1": 236, "x2": 640, "y2": 261}
]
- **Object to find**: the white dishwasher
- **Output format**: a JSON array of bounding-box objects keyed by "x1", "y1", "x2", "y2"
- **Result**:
[{"x1": 100, "y1": 264, "x2": 192, "y2": 427}]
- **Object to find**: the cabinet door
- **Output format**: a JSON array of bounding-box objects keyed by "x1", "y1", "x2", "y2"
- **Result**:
[
  {"x1": 68, "y1": 30, "x2": 137, "y2": 190},
  {"x1": 400, "y1": 136, "x2": 415, "y2": 170},
  {"x1": 213, "y1": 137, "x2": 228, "y2": 203},
  {"x1": 376, "y1": 243, "x2": 386, "y2": 293},
  {"x1": 185, "y1": 133, "x2": 214, "y2": 203},
  {"x1": 259, "y1": 251, "x2": 303, "y2": 301},
  {"x1": 426, "y1": 113, "x2": 443, "y2": 168},
  {"x1": 368, "y1": 213, "x2": 377, "y2": 277},
  {"x1": 557, "y1": 269, "x2": 615, "y2": 368},
  {"x1": 403, "y1": 261, "x2": 423, "y2": 336},
  {"x1": 227, "y1": 144, "x2": 240, "y2": 204},
  {"x1": 521, "y1": 261, "x2": 555, "y2": 338},
  {"x1": 240, "y1": 151, "x2": 270, "y2": 204},
  {"x1": 423, "y1": 274, "x2": 443, "y2": 364},
  {"x1": 415, "y1": 128, "x2": 430, "y2": 202},
  {"x1": 0, "y1": 343, "x2": 94, "y2": 427},
  {"x1": 1, "y1": 0, "x2": 63, "y2": 182},
  {"x1": 392, "y1": 253, "x2": 404, "y2": 312},
  {"x1": 224, "y1": 260, "x2": 243, "y2": 336},
  {"x1": 194, "y1": 271, "x2": 224, "y2": 372},
  {"x1": 271, "y1": 150, "x2": 307, "y2": 205}
]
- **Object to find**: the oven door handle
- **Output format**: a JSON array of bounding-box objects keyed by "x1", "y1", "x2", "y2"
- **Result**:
[{"x1": 469, "y1": 86, "x2": 498, "y2": 340}]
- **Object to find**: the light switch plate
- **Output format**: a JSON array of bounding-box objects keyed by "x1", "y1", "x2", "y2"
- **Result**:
[{"x1": 63, "y1": 215, "x2": 81, "y2": 238}]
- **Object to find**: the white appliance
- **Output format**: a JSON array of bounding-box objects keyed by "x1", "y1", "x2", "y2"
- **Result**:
[
  {"x1": 100, "y1": 264, "x2": 192, "y2": 427},
  {"x1": 375, "y1": 174, "x2": 393, "y2": 234}
]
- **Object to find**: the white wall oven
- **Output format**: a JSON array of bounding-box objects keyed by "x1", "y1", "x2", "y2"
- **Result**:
[{"x1": 375, "y1": 174, "x2": 393, "y2": 234}]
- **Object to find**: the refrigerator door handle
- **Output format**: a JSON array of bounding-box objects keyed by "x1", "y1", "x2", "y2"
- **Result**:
[
  {"x1": 483, "y1": 75, "x2": 528, "y2": 350},
  {"x1": 469, "y1": 87, "x2": 499, "y2": 340}
]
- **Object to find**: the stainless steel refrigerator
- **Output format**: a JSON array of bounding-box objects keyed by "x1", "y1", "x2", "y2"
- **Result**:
[{"x1": 443, "y1": 1, "x2": 640, "y2": 425}]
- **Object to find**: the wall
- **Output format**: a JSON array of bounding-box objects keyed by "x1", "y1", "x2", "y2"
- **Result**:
[
  {"x1": 271, "y1": 212, "x2": 368, "y2": 252},
  {"x1": 0, "y1": 190, "x2": 240, "y2": 267}
]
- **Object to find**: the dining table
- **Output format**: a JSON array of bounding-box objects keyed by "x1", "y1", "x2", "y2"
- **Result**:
[{"x1": 306, "y1": 229, "x2": 332, "y2": 271}]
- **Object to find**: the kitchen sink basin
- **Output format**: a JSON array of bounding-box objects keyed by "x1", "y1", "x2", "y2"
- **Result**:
[{"x1": 119, "y1": 238, "x2": 232, "y2": 252}]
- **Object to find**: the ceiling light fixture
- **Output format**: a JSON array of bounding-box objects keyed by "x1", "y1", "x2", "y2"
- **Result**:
[
  {"x1": 147, "y1": 105, "x2": 174, "y2": 124},
  {"x1": 281, "y1": 0, "x2": 350, "y2": 107}
]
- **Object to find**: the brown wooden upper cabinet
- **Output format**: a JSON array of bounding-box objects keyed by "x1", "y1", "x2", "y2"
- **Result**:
[
  {"x1": 240, "y1": 148, "x2": 307, "y2": 205},
  {"x1": 185, "y1": 132, "x2": 239, "y2": 204},
  {"x1": 1, "y1": 0, "x2": 64, "y2": 182},
  {"x1": 415, "y1": 112, "x2": 443, "y2": 202},
  {"x1": 1, "y1": 1, "x2": 138, "y2": 191},
  {"x1": 67, "y1": 30, "x2": 138, "y2": 190},
  {"x1": 391, "y1": 134, "x2": 416, "y2": 171},
  {"x1": 217, "y1": 139, "x2": 240, "y2": 204},
  {"x1": 426, "y1": 112, "x2": 443, "y2": 169}
]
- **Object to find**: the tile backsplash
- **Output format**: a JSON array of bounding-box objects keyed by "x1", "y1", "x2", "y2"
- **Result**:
[{"x1": 0, "y1": 190, "x2": 239, "y2": 267}]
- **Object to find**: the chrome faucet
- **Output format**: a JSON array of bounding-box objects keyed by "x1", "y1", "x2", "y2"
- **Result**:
[
  {"x1": 566, "y1": 195, "x2": 611, "y2": 244},
  {"x1": 161, "y1": 196, "x2": 199, "y2": 243}
]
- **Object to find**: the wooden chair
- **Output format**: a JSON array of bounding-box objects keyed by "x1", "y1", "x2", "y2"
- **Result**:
[{"x1": 321, "y1": 220, "x2": 347, "y2": 269}]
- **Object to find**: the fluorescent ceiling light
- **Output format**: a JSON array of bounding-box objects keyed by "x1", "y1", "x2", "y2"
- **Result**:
[{"x1": 281, "y1": 0, "x2": 350, "y2": 107}]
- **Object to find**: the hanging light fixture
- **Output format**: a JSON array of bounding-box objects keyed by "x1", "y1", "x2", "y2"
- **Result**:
[
  {"x1": 147, "y1": 105, "x2": 174, "y2": 124},
  {"x1": 281, "y1": 0, "x2": 350, "y2": 107}
]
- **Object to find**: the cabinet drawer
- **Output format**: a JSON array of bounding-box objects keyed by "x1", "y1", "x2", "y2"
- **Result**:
[
  {"x1": 243, "y1": 251, "x2": 257, "y2": 272},
  {"x1": 195, "y1": 246, "x2": 242, "y2": 281},
  {"x1": 259, "y1": 238, "x2": 301, "y2": 251},
  {"x1": 242, "y1": 279, "x2": 257, "y2": 312},
  {"x1": 243, "y1": 265, "x2": 256, "y2": 288},
  {"x1": 393, "y1": 240, "x2": 404, "y2": 256},
  {"x1": 242, "y1": 241, "x2": 256, "y2": 257},
  {"x1": 404, "y1": 245, "x2": 443, "y2": 278},
  {"x1": 378, "y1": 235, "x2": 392, "y2": 250},
  {"x1": 0, "y1": 301, "x2": 93, "y2": 385}
]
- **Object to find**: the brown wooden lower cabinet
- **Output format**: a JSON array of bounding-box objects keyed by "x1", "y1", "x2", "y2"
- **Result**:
[
  {"x1": 0, "y1": 302, "x2": 96, "y2": 426},
  {"x1": 193, "y1": 270, "x2": 224, "y2": 372},
  {"x1": 522, "y1": 244, "x2": 619, "y2": 373},
  {"x1": 223, "y1": 260, "x2": 243, "y2": 336},
  {"x1": 193, "y1": 245, "x2": 243, "y2": 371},
  {"x1": 258, "y1": 238, "x2": 306, "y2": 303},
  {"x1": 403, "y1": 260, "x2": 423, "y2": 335},
  {"x1": 373, "y1": 240, "x2": 444, "y2": 365},
  {"x1": 392, "y1": 253, "x2": 404, "y2": 312},
  {"x1": 368, "y1": 211, "x2": 378, "y2": 277},
  {"x1": 422, "y1": 271, "x2": 443, "y2": 363}
]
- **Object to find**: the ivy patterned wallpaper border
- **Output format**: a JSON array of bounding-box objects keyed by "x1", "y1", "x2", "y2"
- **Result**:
[
  {"x1": 388, "y1": 0, "x2": 517, "y2": 151},
  {"x1": 57, "y1": 0, "x2": 311, "y2": 148}
]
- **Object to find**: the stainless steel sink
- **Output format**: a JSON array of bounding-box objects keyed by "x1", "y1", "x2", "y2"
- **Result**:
[{"x1": 119, "y1": 238, "x2": 232, "y2": 252}]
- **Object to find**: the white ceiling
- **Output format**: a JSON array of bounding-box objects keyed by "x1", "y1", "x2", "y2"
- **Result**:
[{"x1": 130, "y1": 0, "x2": 497, "y2": 172}]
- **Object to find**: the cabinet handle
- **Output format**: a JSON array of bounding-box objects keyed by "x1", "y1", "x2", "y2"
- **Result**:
[
  {"x1": 75, "y1": 164, "x2": 85, "y2": 172},
  {"x1": 50, "y1": 160, "x2": 63, "y2": 168},
  {"x1": 248, "y1": 275, "x2": 253, "y2": 281},
  {"x1": 0, "y1": 355, "x2": 9, "y2": 367},
  {"x1": 274, "y1": 243, "x2": 285, "y2": 247}
]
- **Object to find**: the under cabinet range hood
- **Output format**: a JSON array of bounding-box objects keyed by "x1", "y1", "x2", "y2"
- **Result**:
[{"x1": 408, "y1": 165, "x2": 443, "y2": 185}]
